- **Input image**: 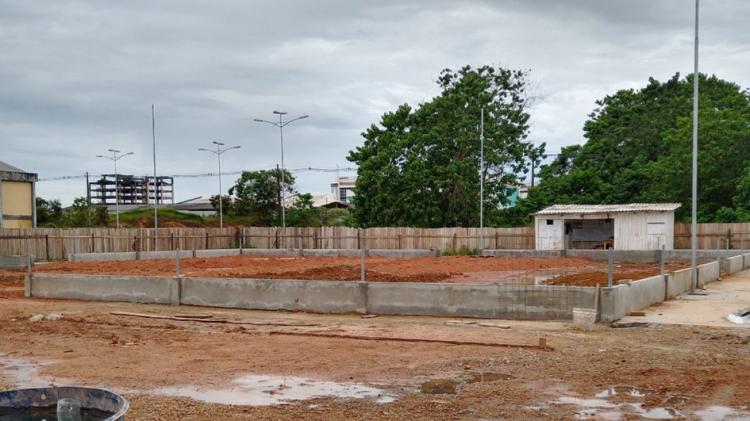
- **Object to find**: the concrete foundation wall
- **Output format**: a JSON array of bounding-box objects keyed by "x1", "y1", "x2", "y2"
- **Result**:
[
  {"x1": 727, "y1": 255, "x2": 744, "y2": 274},
  {"x1": 483, "y1": 249, "x2": 743, "y2": 263},
  {"x1": 668, "y1": 268, "x2": 692, "y2": 298},
  {"x1": 0, "y1": 255, "x2": 27, "y2": 269},
  {"x1": 366, "y1": 283, "x2": 595, "y2": 320},
  {"x1": 600, "y1": 260, "x2": 726, "y2": 323},
  {"x1": 181, "y1": 277, "x2": 366, "y2": 314},
  {"x1": 30, "y1": 273, "x2": 174, "y2": 304}
]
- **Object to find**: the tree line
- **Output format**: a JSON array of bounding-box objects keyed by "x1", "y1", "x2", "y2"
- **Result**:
[{"x1": 349, "y1": 66, "x2": 750, "y2": 227}]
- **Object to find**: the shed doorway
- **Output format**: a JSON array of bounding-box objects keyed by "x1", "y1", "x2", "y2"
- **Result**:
[{"x1": 564, "y1": 218, "x2": 614, "y2": 249}]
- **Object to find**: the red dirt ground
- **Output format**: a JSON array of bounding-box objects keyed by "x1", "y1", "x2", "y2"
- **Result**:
[{"x1": 32, "y1": 255, "x2": 686, "y2": 286}]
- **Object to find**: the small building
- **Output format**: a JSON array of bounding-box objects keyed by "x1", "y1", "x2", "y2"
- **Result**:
[
  {"x1": 330, "y1": 176, "x2": 356, "y2": 205},
  {"x1": 534, "y1": 203, "x2": 681, "y2": 251},
  {"x1": 0, "y1": 161, "x2": 38, "y2": 228},
  {"x1": 171, "y1": 196, "x2": 217, "y2": 216}
]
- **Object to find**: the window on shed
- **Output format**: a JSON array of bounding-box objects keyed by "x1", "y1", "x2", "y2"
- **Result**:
[
  {"x1": 647, "y1": 222, "x2": 665, "y2": 235},
  {"x1": 546, "y1": 219, "x2": 554, "y2": 225}
]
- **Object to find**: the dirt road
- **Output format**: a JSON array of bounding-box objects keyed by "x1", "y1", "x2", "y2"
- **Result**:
[{"x1": 1, "y1": 275, "x2": 749, "y2": 420}]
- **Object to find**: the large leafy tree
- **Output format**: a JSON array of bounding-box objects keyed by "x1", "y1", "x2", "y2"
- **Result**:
[
  {"x1": 227, "y1": 169, "x2": 294, "y2": 225},
  {"x1": 348, "y1": 65, "x2": 539, "y2": 227},
  {"x1": 508, "y1": 73, "x2": 750, "y2": 224}
]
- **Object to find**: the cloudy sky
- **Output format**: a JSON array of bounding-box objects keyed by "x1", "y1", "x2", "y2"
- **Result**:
[{"x1": 2, "y1": 0, "x2": 748, "y2": 205}]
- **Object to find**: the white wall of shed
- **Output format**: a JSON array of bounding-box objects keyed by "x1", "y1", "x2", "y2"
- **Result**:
[
  {"x1": 613, "y1": 211, "x2": 674, "y2": 250},
  {"x1": 535, "y1": 216, "x2": 564, "y2": 250}
]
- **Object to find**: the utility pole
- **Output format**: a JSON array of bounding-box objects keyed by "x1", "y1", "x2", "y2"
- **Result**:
[
  {"x1": 152, "y1": 104, "x2": 158, "y2": 249},
  {"x1": 199, "y1": 141, "x2": 240, "y2": 228},
  {"x1": 479, "y1": 107, "x2": 485, "y2": 251},
  {"x1": 254, "y1": 111, "x2": 309, "y2": 229},
  {"x1": 690, "y1": 0, "x2": 700, "y2": 292}
]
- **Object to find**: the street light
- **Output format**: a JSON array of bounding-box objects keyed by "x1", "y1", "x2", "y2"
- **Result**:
[
  {"x1": 199, "y1": 141, "x2": 240, "y2": 228},
  {"x1": 690, "y1": 0, "x2": 700, "y2": 292},
  {"x1": 96, "y1": 149, "x2": 134, "y2": 229},
  {"x1": 253, "y1": 111, "x2": 309, "y2": 229}
]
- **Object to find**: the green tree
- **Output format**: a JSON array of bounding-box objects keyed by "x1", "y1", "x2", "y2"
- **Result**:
[
  {"x1": 286, "y1": 193, "x2": 321, "y2": 227},
  {"x1": 209, "y1": 195, "x2": 234, "y2": 215},
  {"x1": 512, "y1": 73, "x2": 750, "y2": 224},
  {"x1": 227, "y1": 169, "x2": 295, "y2": 225},
  {"x1": 65, "y1": 197, "x2": 108, "y2": 227},
  {"x1": 36, "y1": 197, "x2": 63, "y2": 226},
  {"x1": 348, "y1": 65, "x2": 535, "y2": 227}
]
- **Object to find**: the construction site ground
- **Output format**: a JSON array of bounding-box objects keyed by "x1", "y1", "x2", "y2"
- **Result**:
[
  {"x1": 30, "y1": 255, "x2": 688, "y2": 286},
  {"x1": 1, "y1": 271, "x2": 749, "y2": 420}
]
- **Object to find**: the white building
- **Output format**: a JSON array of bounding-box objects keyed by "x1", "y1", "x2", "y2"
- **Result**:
[
  {"x1": 534, "y1": 203, "x2": 681, "y2": 251},
  {"x1": 331, "y1": 176, "x2": 356, "y2": 204}
]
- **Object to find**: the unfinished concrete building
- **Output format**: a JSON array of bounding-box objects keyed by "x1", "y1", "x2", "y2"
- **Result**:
[{"x1": 87, "y1": 174, "x2": 174, "y2": 206}]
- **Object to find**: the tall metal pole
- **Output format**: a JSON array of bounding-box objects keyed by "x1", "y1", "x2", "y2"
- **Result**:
[
  {"x1": 479, "y1": 107, "x2": 485, "y2": 251},
  {"x1": 152, "y1": 104, "x2": 158, "y2": 249},
  {"x1": 278, "y1": 113, "x2": 286, "y2": 229},
  {"x1": 217, "y1": 142, "x2": 223, "y2": 228},
  {"x1": 113, "y1": 151, "x2": 120, "y2": 229},
  {"x1": 690, "y1": 0, "x2": 700, "y2": 292},
  {"x1": 198, "y1": 142, "x2": 240, "y2": 230},
  {"x1": 253, "y1": 112, "x2": 309, "y2": 229}
]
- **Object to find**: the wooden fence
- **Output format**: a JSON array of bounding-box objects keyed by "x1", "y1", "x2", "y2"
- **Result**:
[
  {"x1": 0, "y1": 226, "x2": 535, "y2": 261},
  {"x1": 2, "y1": 223, "x2": 747, "y2": 261},
  {"x1": 673, "y1": 223, "x2": 750, "y2": 250}
]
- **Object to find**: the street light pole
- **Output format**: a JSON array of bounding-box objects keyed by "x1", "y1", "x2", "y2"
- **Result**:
[
  {"x1": 691, "y1": 0, "x2": 700, "y2": 292},
  {"x1": 479, "y1": 107, "x2": 485, "y2": 251},
  {"x1": 199, "y1": 141, "x2": 240, "y2": 229},
  {"x1": 96, "y1": 149, "x2": 134, "y2": 229},
  {"x1": 254, "y1": 111, "x2": 309, "y2": 229}
]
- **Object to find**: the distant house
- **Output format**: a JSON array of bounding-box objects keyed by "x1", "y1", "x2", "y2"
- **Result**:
[
  {"x1": 502, "y1": 184, "x2": 529, "y2": 208},
  {"x1": 171, "y1": 196, "x2": 217, "y2": 216},
  {"x1": 331, "y1": 177, "x2": 356, "y2": 205},
  {"x1": 0, "y1": 161, "x2": 38, "y2": 228},
  {"x1": 534, "y1": 203, "x2": 681, "y2": 250}
]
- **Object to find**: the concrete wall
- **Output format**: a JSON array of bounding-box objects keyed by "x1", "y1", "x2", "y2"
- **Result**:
[
  {"x1": 68, "y1": 248, "x2": 438, "y2": 261},
  {"x1": 482, "y1": 248, "x2": 743, "y2": 263},
  {"x1": 0, "y1": 255, "x2": 27, "y2": 269},
  {"x1": 29, "y1": 273, "x2": 595, "y2": 320},
  {"x1": 599, "y1": 260, "x2": 725, "y2": 323},
  {"x1": 181, "y1": 277, "x2": 366, "y2": 314},
  {"x1": 535, "y1": 216, "x2": 564, "y2": 250},
  {"x1": 26, "y1": 255, "x2": 744, "y2": 323},
  {"x1": 29, "y1": 273, "x2": 175, "y2": 304},
  {"x1": 366, "y1": 283, "x2": 595, "y2": 320}
]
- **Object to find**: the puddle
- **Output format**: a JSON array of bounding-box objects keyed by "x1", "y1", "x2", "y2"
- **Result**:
[
  {"x1": 153, "y1": 374, "x2": 396, "y2": 406},
  {"x1": 549, "y1": 386, "x2": 750, "y2": 420},
  {"x1": 419, "y1": 379, "x2": 457, "y2": 394},
  {"x1": 694, "y1": 405, "x2": 750, "y2": 421},
  {"x1": 0, "y1": 354, "x2": 58, "y2": 387},
  {"x1": 595, "y1": 385, "x2": 645, "y2": 399},
  {"x1": 552, "y1": 389, "x2": 679, "y2": 420}
]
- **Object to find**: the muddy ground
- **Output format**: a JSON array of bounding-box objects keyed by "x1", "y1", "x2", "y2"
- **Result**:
[
  {"x1": 1, "y1": 275, "x2": 749, "y2": 420},
  {"x1": 30, "y1": 255, "x2": 687, "y2": 286}
]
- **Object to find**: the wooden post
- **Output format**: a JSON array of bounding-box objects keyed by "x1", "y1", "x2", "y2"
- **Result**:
[
  {"x1": 398, "y1": 234, "x2": 402, "y2": 250},
  {"x1": 171, "y1": 232, "x2": 175, "y2": 250},
  {"x1": 91, "y1": 233, "x2": 95, "y2": 253},
  {"x1": 45, "y1": 234, "x2": 50, "y2": 261},
  {"x1": 205, "y1": 232, "x2": 209, "y2": 249},
  {"x1": 357, "y1": 229, "x2": 361, "y2": 249},
  {"x1": 495, "y1": 231, "x2": 499, "y2": 249},
  {"x1": 452, "y1": 233, "x2": 457, "y2": 252}
]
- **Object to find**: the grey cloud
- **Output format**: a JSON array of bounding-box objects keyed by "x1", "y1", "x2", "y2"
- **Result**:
[{"x1": 0, "y1": 0, "x2": 747, "y2": 205}]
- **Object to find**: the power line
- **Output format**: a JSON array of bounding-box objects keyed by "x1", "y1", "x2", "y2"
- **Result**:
[{"x1": 37, "y1": 166, "x2": 358, "y2": 182}]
